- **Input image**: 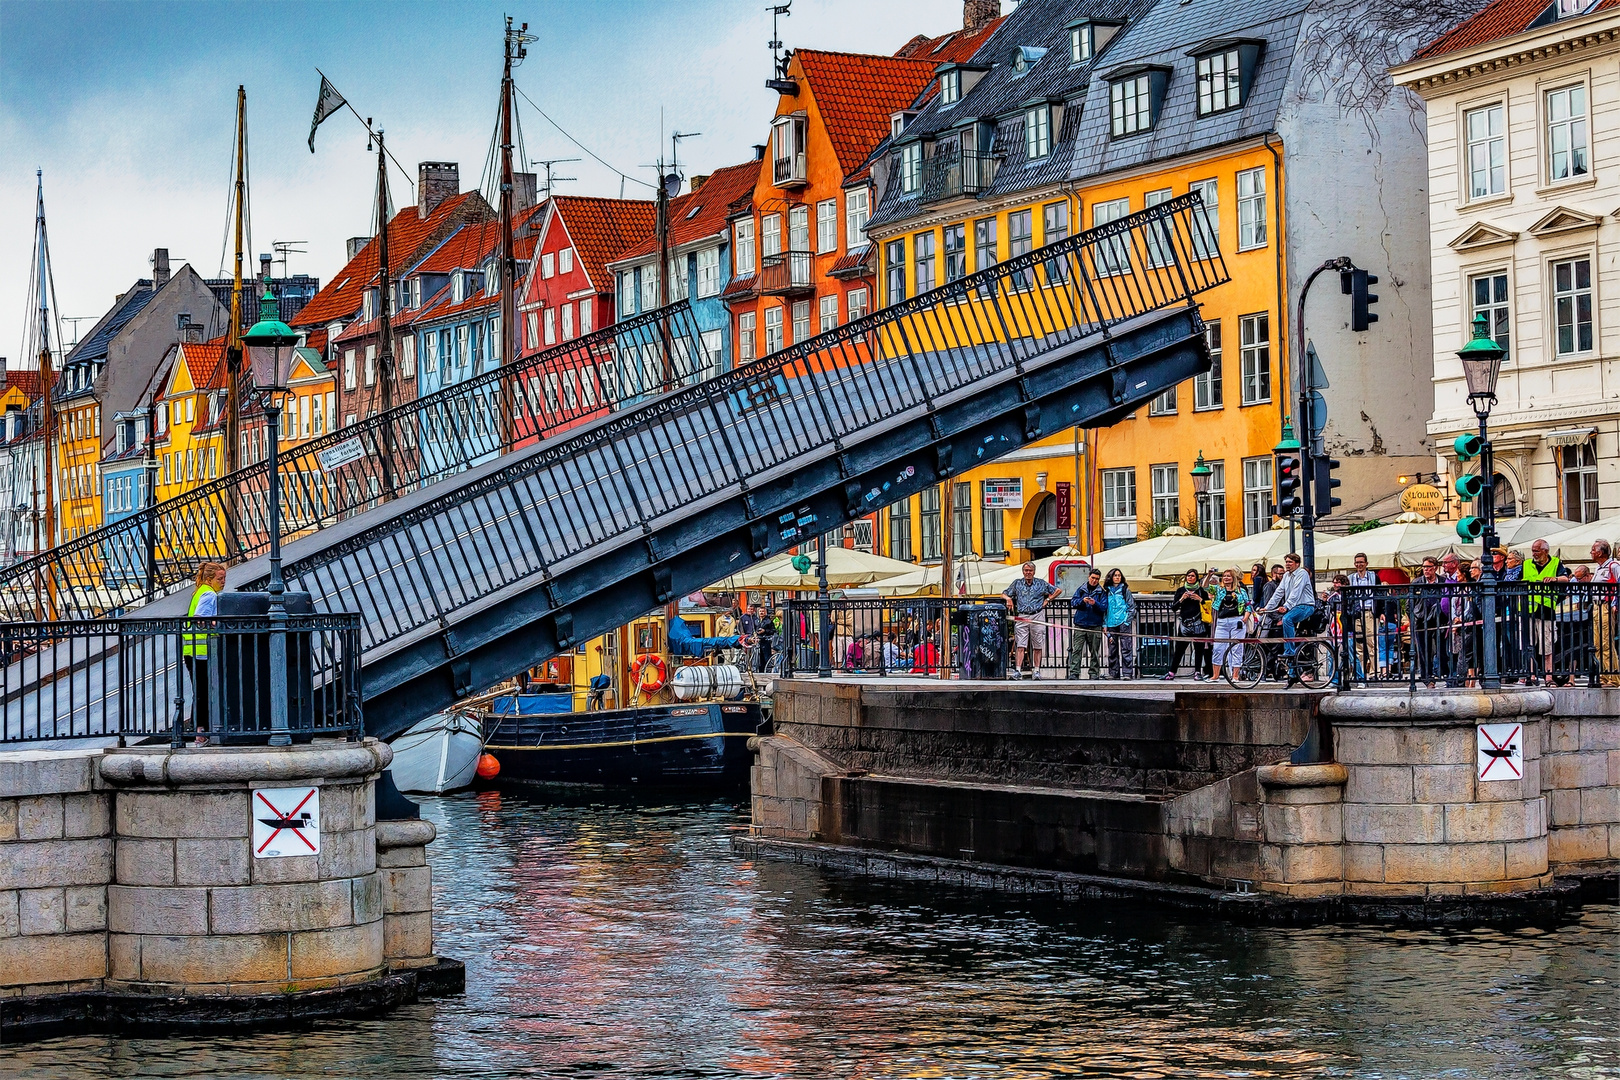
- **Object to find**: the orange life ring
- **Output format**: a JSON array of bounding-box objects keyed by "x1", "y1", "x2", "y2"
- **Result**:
[{"x1": 631, "y1": 653, "x2": 668, "y2": 693}]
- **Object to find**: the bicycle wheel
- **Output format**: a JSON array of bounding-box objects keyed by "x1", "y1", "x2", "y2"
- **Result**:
[
  {"x1": 1226, "y1": 643, "x2": 1265, "y2": 689},
  {"x1": 1295, "y1": 641, "x2": 1338, "y2": 687}
]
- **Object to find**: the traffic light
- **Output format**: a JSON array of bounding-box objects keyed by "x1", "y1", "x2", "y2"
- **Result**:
[
  {"x1": 1313, "y1": 456, "x2": 1342, "y2": 516},
  {"x1": 1455, "y1": 471, "x2": 1485, "y2": 541},
  {"x1": 1453, "y1": 433, "x2": 1482, "y2": 461},
  {"x1": 1342, "y1": 268, "x2": 1380, "y2": 332},
  {"x1": 1276, "y1": 454, "x2": 1303, "y2": 517},
  {"x1": 790, "y1": 554, "x2": 812, "y2": 574}
]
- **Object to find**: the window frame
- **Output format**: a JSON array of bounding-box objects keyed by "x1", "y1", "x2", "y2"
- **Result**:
[
  {"x1": 845, "y1": 188, "x2": 870, "y2": 249},
  {"x1": 899, "y1": 143, "x2": 923, "y2": 194},
  {"x1": 1466, "y1": 267, "x2": 1511, "y2": 361},
  {"x1": 695, "y1": 247, "x2": 720, "y2": 298},
  {"x1": 1541, "y1": 77, "x2": 1591, "y2": 188},
  {"x1": 914, "y1": 230, "x2": 936, "y2": 295},
  {"x1": 1196, "y1": 47, "x2": 1241, "y2": 116},
  {"x1": 919, "y1": 485, "x2": 942, "y2": 561},
  {"x1": 734, "y1": 218, "x2": 757, "y2": 275},
  {"x1": 819, "y1": 293, "x2": 839, "y2": 333},
  {"x1": 888, "y1": 497, "x2": 913, "y2": 561},
  {"x1": 885, "y1": 239, "x2": 907, "y2": 305},
  {"x1": 1461, "y1": 98, "x2": 1508, "y2": 203},
  {"x1": 1199, "y1": 460, "x2": 1227, "y2": 541},
  {"x1": 847, "y1": 288, "x2": 869, "y2": 323},
  {"x1": 943, "y1": 223, "x2": 967, "y2": 283},
  {"x1": 1548, "y1": 252, "x2": 1595, "y2": 358},
  {"x1": 1194, "y1": 320, "x2": 1223, "y2": 410},
  {"x1": 1150, "y1": 463, "x2": 1180, "y2": 526},
  {"x1": 1101, "y1": 467, "x2": 1136, "y2": 545},
  {"x1": 1236, "y1": 166, "x2": 1267, "y2": 251},
  {"x1": 1241, "y1": 455, "x2": 1272, "y2": 536},
  {"x1": 1239, "y1": 311, "x2": 1271, "y2": 406},
  {"x1": 816, "y1": 198, "x2": 838, "y2": 254},
  {"x1": 1025, "y1": 105, "x2": 1052, "y2": 160},
  {"x1": 764, "y1": 306, "x2": 783, "y2": 355}
]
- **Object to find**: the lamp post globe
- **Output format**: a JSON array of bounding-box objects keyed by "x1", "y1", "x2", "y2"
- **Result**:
[{"x1": 1457, "y1": 312, "x2": 1505, "y2": 421}]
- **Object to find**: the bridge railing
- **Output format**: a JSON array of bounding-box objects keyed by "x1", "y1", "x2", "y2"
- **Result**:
[
  {"x1": 258, "y1": 194, "x2": 1228, "y2": 656},
  {"x1": 0, "y1": 612, "x2": 363, "y2": 745},
  {"x1": 0, "y1": 300, "x2": 714, "y2": 622}
]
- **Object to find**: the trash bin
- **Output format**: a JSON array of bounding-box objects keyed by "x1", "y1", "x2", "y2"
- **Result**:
[
  {"x1": 959, "y1": 601, "x2": 1007, "y2": 680},
  {"x1": 212, "y1": 591, "x2": 316, "y2": 744}
]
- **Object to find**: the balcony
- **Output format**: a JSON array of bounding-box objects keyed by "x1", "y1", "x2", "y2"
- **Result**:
[
  {"x1": 773, "y1": 150, "x2": 807, "y2": 188},
  {"x1": 758, "y1": 251, "x2": 815, "y2": 297},
  {"x1": 920, "y1": 148, "x2": 999, "y2": 205},
  {"x1": 771, "y1": 114, "x2": 808, "y2": 189}
]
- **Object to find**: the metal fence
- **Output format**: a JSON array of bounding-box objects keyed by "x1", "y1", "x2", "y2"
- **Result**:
[
  {"x1": 781, "y1": 594, "x2": 1180, "y2": 679},
  {"x1": 1337, "y1": 581, "x2": 1620, "y2": 689},
  {"x1": 0, "y1": 300, "x2": 714, "y2": 623},
  {"x1": 1, "y1": 613, "x2": 363, "y2": 745}
]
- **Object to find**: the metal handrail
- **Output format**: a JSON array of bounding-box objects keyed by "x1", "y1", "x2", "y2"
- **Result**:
[
  {"x1": 255, "y1": 195, "x2": 1228, "y2": 658},
  {"x1": 0, "y1": 300, "x2": 713, "y2": 621}
]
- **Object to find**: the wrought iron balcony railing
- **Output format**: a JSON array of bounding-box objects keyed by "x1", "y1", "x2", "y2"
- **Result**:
[
  {"x1": 921, "y1": 148, "x2": 999, "y2": 205},
  {"x1": 758, "y1": 251, "x2": 816, "y2": 297}
]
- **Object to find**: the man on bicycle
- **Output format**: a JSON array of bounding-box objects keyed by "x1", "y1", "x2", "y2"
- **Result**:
[{"x1": 1259, "y1": 552, "x2": 1317, "y2": 687}]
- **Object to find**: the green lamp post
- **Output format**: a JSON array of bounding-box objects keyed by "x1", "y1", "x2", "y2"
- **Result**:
[{"x1": 1456, "y1": 312, "x2": 1506, "y2": 689}]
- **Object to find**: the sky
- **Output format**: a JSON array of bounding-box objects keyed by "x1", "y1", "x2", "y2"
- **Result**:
[{"x1": 0, "y1": 0, "x2": 969, "y2": 366}]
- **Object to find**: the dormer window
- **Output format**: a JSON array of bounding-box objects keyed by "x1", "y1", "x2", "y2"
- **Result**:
[
  {"x1": 1025, "y1": 106, "x2": 1051, "y2": 160},
  {"x1": 1108, "y1": 66, "x2": 1171, "y2": 137},
  {"x1": 362, "y1": 287, "x2": 376, "y2": 322},
  {"x1": 771, "y1": 113, "x2": 808, "y2": 187},
  {"x1": 1011, "y1": 45, "x2": 1046, "y2": 75},
  {"x1": 891, "y1": 110, "x2": 919, "y2": 139},
  {"x1": 452, "y1": 270, "x2": 465, "y2": 304},
  {"x1": 940, "y1": 70, "x2": 961, "y2": 106},
  {"x1": 899, "y1": 143, "x2": 923, "y2": 194},
  {"x1": 1071, "y1": 25, "x2": 1091, "y2": 64},
  {"x1": 1191, "y1": 39, "x2": 1263, "y2": 117}
]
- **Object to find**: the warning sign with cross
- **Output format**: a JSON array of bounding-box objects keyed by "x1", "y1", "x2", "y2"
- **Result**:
[
  {"x1": 252, "y1": 786, "x2": 321, "y2": 858},
  {"x1": 1476, "y1": 724, "x2": 1523, "y2": 782}
]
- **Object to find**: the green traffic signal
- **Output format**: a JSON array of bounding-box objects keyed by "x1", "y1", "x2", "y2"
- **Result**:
[
  {"x1": 791, "y1": 554, "x2": 812, "y2": 574},
  {"x1": 1456, "y1": 516, "x2": 1484, "y2": 541},
  {"x1": 1453, "y1": 433, "x2": 1482, "y2": 461},
  {"x1": 1455, "y1": 473, "x2": 1484, "y2": 500}
]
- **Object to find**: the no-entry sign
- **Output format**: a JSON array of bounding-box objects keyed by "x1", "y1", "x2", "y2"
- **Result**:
[
  {"x1": 1476, "y1": 724, "x2": 1523, "y2": 782},
  {"x1": 252, "y1": 786, "x2": 322, "y2": 858}
]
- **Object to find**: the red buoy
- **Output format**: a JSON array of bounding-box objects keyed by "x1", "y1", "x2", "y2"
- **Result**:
[{"x1": 476, "y1": 752, "x2": 501, "y2": 779}]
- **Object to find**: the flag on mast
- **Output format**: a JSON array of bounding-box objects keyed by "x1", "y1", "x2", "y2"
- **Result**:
[{"x1": 308, "y1": 73, "x2": 346, "y2": 153}]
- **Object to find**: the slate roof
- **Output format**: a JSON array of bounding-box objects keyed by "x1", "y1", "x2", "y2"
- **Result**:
[
  {"x1": 64, "y1": 281, "x2": 157, "y2": 366},
  {"x1": 545, "y1": 196, "x2": 658, "y2": 293},
  {"x1": 612, "y1": 161, "x2": 759, "y2": 264},
  {"x1": 1413, "y1": 0, "x2": 1617, "y2": 58},
  {"x1": 795, "y1": 50, "x2": 941, "y2": 175}
]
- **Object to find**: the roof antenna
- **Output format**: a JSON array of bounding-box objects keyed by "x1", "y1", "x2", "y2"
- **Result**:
[
  {"x1": 766, "y1": 2, "x2": 798, "y2": 94},
  {"x1": 532, "y1": 156, "x2": 581, "y2": 199}
]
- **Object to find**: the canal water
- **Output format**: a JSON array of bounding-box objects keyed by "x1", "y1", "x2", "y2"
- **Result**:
[{"x1": 5, "y1": 790, "x2": 1616, "y2": 1079}]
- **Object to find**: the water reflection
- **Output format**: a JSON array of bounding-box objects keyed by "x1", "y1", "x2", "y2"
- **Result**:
[{"x1": 5, "y1": 789, "x2": 1614, "y2": 1079}]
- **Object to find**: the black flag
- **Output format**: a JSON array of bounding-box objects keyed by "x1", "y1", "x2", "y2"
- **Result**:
[{"x1": 309, "y1": 73, "x2": 346, "y2": 153}]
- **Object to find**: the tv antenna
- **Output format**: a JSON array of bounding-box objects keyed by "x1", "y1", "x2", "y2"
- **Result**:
[
  {"x1": 532, "y1": 156, "x2": 581, "y2": 198},
  {"x1": 272, "y1": 240, "x2": 306, "y2": 277},
  {"x1": 61, "y1": 316, "x2": 96, "y2": 349}
]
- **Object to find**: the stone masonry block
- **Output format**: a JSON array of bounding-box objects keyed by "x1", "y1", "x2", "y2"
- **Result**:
[
  {"x1": 62, "y1": 793, "x2": 110, "y2": 838},
  {"x1": 1545, "y1": 752, "x2": 1608, "y2": 791},
  {"x1": 0, "y1": 932, "x2": 106, "y2": 990},
  {"x1": 1580, "y1": 719, "x2": 1620, "y2": 752},
  {"x1": 1398, "y1": 725, "x2": 1475, "y2": 765},
  {"x1": 380, "y1": 867, "x2": 432, "y2": 915},
  {"x1": 1344, "y1": 803, "x2": 1444, "y2": 845},
  {"x1": 133, "y1": 931, "x2": 289, "y2": 986},
  {"x1": 19, "y1": 888, "x2": 66, "y2": 935},
  {"x1": 0, "y1": 838, "x2": 112, "y2": 891},
  {"x1": 175, "y1": 838, "x2": 250, "y2": 887},
  {"x1": 383, "y1": 910, "x2": 433, "y2": 962},
  {"x1": 1413, "y1": 764, "x2": 1474, "y2": 804},
  {"x1": 1580, "y1": 786, "x2": 1620, "y2": 825},
  {"x1": 353, "y1": 784, "x2": 375, "y2": 830},
  {"x1": 1279, "y1": 843, "x2": 1343, "y2": 883},
  {"x1": 108, "y1": 885, "x2": 208, "y2": 936},
  {"x1": 1505, "y1": 836, "x2": 1548, "y2": 879},
  {"x1": 0, "y1": 890, "x2": 17, "y2": 936},
  {"x1": 288, "y1": 919, "x2": 384, "y2": 980},
  {"x1": 0, "y1": 800, "x2": 15, "y2": 842},
  {"x1": 352, "y1": 872, "x2": 383, "y2": 925},
  {"x1": 1344, "y1": 844, "x2": 1386, "y2": 882},
  {"x1": 1549, "y1": 788, "x2": 1582, "y2": 827},
  {"x1": 318, "y1": 827, "x2": 376, "y2": 880},
  {"x1": 1475, "y1": 765, "x2": 1534, "y2": 803},
  {"x1": 0, "y1": 750, "x2": 98, "y2": 799},
  {"x1": 65, "y1": 885, "x2": 107, "y2": 932},
  {"x1": 1443, "y1": 801, "x2": 1539, "y2": 844},
  {"x1": 1549, "y1": 824, "x2": 1610, "y2": 865},
  {"x1": 1548, "y1": 720, "x2": 1580, "y2": 753},
  {"x1": 116, "y1": 838, "x2": 176, "y2": 886},
  {"x1": 208, "y1": 878, "x2": 355, "y2": 935},
  {"x1": 249, "y1": 852, "x2": 320, "y2": 885},
  {"x1": 1611, "y1": 824, "x2": 1620, "y2": 859},
  {"x1": 1383, "y1": 841, "x2": 1505, "y2": 884},
  {"x1": 1263, "y1": 784, "x2": 1343, "y2": 806},
  {"x1": 115, "y1": 790, "x2": 248, "y2": 840},
  {"x1": 1344, "y1": 766, "x2": 1414, "y2": 804},
  {"x1": 1609, "y1": 750, "x2": 1620, "y2": 787},
  {"x1": 376, "y1": 845, "x2": 425, "y2": 869},
  {"x1": 1330, "y1": 725, "x2": 1392, "y2": 765},
  {"x1": 108, "y1": 932, "x2": 139, "y2": 982},
  {"x1": 1261, "y1": 803, "x2": 1342, "y2": 846},
  {"x1": 17, "y1": 796, "x2": 64, "y2": 840}
]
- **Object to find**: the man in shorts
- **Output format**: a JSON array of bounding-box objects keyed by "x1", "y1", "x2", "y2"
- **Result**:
[{"x1": 1003, "y1": 562, "x2": 1059, "y2": 679}]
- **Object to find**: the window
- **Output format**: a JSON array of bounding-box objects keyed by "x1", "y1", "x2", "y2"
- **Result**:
[
  {"x1": 1197, "y1": 48, "x2": 1240, "y2": 115},
  {"x1": 885, "y1": 239, "x2": 907, "y2": 305},
  {"x1": 1008, "y1": 209, "x2": 1034, "y2": 288},
  {"x1": 1237, "y1": 167, "x2": 1267, "y2": 250},
  {"x1": 914, "y1": 231, "x2": 936, "y2": 294},
  {"x1": 940, "y1": 70, "x2": 961, "y2": 106},
  {"x1": 791, "y1": 300, "x2": 811, "y2": 344},
  {"x1": 1025, "y1": 106, "x2": 1051, "y2": 159},
  {"x1": 696, "y1": 247, "x2": 720, "y2": 297},
  {"x1": 771, "y1": 113, "x2": 808, "y2": 185},
  {"x1": 345, "y1": 413, "x2": 356, "y2": 429},
  {"x1": 764, "y1": 307, "x2": 783, "y2": 355},
  {"x1": 819, "y1": 294, "x2": 838, "y2": 332},
  {"x1": 618, "y1": 271, "x2": 635, "y2": 314},
  {"x1": 300, "y1": 395, "x2": 312, "y2": 438},
  {"x1": 846, "y1": 189, "x2": 870, "y2": 249},
  {"x1": 524, "y1": 312, "x2": 538, "y2": 352},
  {"x1": 1195, "y1": 321, "x2": 1223, "y2": 410},
  {"x1": 1042, "y1": 201, "x2": 1069, "y2": 282},
  {"x1": 888, "y1": 498, "x2": 913, "y2": 561},
  {"x1": 738, "y1": 312, "x2": 756, "y2": 362},
  {"x1": 1151, "y1": 464, "x2": 1179, "y2": 525},
  {"x1": 900, "y1": 143, "x2": 922, "y2": 194},
  {"x1": 470, "y1": 322, "x2": 485, "y2": 369},
  {"x1": 544, "y1": 308, "x2": 556, "y2": 346},
  {"x1": 364, "y1": 345, "x2": 377, "y2": 386},
  {"x1": 1092, "y1": 198, "x2": 1130, "y2": 276},
  {"x1": 1111, "y1": 74, "x2": 1151, "y2": 136},
  {"x1": 1551, "y1": 256, "x2": 1593, "y2": 355},
  {"x1": 1071, "y1": 24, "x2": 1091, "y2": 64},
  {"x1": 936, "y1": 223, "x2": 966, "y2": 285},
  {"x1": 561, "y1": 303, "x2": 574, "y2": 341},
  {"x1": 1545, "y1": 84, "x2": 1588, "y2": 182},
  {"x1": 1199, "y1": 460, "x2": 1227, "y2": 541},
  {"x1": 1149, "y1": 386, "x2": 1176, "y2": 415},
  {"x1": 974, "y1": 216, "x2": 997, "y2": 291},
  {"x1": 580, "y1": 298, "x2": 593, "y2": 335},
  {"x1": 1144, "y1": 188, "x2": 1173, "y2": 268},
  {"x1": 952, "y1": 482, "x2": 974, "y2": 557},
  {"x1": 815, "y1": 199, "x2": 838, "y2": 254},
  {"x1": 980, "y1": 483, "x2": 1005, "y2": 554},
  {"x1": 789, "y1": 206, "x2": 810, "y2": 262},
  {"x1": 1561, "y1": 443, "x2": 1599, "y2": 523},
  {"x1": 847, "y1": 288, "x2": 869, "y2": 323},
  {"x1": 1469, "y1": 272, "x2": 1510, "y2": 356},
  {"x1": 402, "y1": 333, "x2": 418, "y2": 378},
  {"x1": 762, "y1": 214, "x2": 782, "y2": 256},
  {"x1": 559, "y1": 248, "x2": 573, "y2": 274},
  {"x1": 344, "y1": 350, "x2": 356, "y2": 391},
  {"x1": 668, "y1": 256, "x2": 689, "y2": 302},
  {"x1": 641, "y1": 264, "x2": 660, "y2": 311},
  {"x1": 1239, "y1": 312, "x2": 1270, "y2": 404},
  {"x1": 919, "y1": 485, "x2": 942, "y2": 560},
  {"x1": 1101, "y1": 468, "x2": 1136, "y2": 545},
  {"x1": 541, "y1": 253, "x2": 554, "y2": 278},
  {"x1": 1242, "y1": 456, "x2": 1272, "y2": 535},
  {"x1": 734, "y1": 218, "x2": 756, "y2": 275},
  {"x1": 1465, "y1": 103, "x2": 1506, "y2": 199}
]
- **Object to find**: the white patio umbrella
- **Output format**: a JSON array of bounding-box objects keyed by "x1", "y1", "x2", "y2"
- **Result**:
[
  {"x1": 1179, "y1": 519, "x2": 1300, "y2": 575},
  {"x1": 1316, "y1": 516, "x2": 1462, "y2": 571},
  {"x1": 1095, "y1": 532, "x2": 1219, "y2": 580},
  {"x1": 1542, "y1": 514, "x2": 1619, "y2": 563},
  {"x1": 715, "y1": 548, "x2": 923, "y2": 590}
]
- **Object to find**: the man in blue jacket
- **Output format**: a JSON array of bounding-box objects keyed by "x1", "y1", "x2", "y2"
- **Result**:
[{"x1": 1068, "y1": 567, "x2": 1107, "y2": 680}]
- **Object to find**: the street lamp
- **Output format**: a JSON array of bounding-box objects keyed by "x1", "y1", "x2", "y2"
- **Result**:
[
  {"x1": 242, "y1": 284, "x2": 300, "y2": 745},
  {"x1": 1190, "y1": 451, "x2": 1212, "y2": 535},
  {"x1": 1456, "y1": 312, "x2": 1506, "y2": 689}
]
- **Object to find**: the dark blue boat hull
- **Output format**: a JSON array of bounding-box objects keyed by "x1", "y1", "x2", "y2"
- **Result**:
[{"x1": 484, "y1": 700, "x2": 759, "y2": 787}]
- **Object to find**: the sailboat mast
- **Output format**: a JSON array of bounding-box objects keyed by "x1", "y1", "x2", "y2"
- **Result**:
[
  {"x1": 33, "y1": 170, "x2": 58, "y2": 617},
  {"x1": 226, "y1": 85, "x2": 246, "y2": 476},
  {"x1": 498, "y1": 17, "x2": 520, "y2": 445},
  {"x1": 374, "y1": 129, "x2": 396, "y2": 495}
]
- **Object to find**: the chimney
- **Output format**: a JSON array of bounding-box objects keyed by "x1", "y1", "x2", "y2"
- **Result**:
[
  {"x1": 513, "y1": 171, "x2": 538, "y2": 213},
  {"x1": 752, "y1": 144, "x2": 767, "y2": 161},
  {"x1": 417, "y1": 161, "x2": 460, "y2": 219},
  {"x1": 153, "y1": 248, "x2": 171, "y2": 287},
  {"x1": 175, "y1": 313, "x2": 203, "y2": 343},
  {"x1": 346, "y1": 236, "x2": 372, "y2": 262},
  {"x1": 690, "y1": 174, "x2": 710, "y2": 193},
  {"x1": 963, "y1": 0, "x2": 999, "y2": 32},
  {"x1": 259, "y1": 253, "x2": 272, "y2": 281}
]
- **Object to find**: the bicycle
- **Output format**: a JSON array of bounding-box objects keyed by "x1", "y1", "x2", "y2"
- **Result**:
[{"x1": 1224, "y1": 617, "x2": 1339, "y2": 690}]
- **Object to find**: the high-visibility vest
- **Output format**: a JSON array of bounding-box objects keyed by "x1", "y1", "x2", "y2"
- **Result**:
[
  {"x1": 183, "y1": 585, "x2": 216, "y2": 658},
  {"x1": 1522, "y1": 556, "x2": 1561, "y2": 614}
]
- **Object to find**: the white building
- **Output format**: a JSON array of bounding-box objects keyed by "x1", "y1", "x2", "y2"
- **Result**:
[{"x1": 1394, "y1": 0, "x2": 1620, "y2": 525}]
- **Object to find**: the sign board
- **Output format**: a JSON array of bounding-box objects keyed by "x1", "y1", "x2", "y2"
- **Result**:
[
  {"x1": 983, "y1": 478, "x2": 1023, "y2": 510},
  {"x1": 1054, "y1": 481, "x2": 1072, "y2": 529},
  {"x1": 252, "y1": 787, "x2": 321, "y2": 858},
  {"x1": 317, "y1": 437, "x2": 367, "y2": 473},
  {"x1": 1400, "y1": 483, "x2": 1444, "y2": 519},
  {"x1": 1476, "y1": 723, "x2": 1523, "y2": 781}
]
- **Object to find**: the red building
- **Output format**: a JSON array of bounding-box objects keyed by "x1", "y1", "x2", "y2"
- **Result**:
[{"x1": 518, "y1": 195, "x2": 657, "y2": 359}]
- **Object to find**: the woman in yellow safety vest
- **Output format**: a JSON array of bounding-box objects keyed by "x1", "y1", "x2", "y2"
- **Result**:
[{"x1": 185, "y1": 562, "x2": 228, "y2": 745}]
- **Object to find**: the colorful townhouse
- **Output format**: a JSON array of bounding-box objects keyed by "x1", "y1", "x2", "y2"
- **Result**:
[
  {"x1": 866, "y1": 0, "x2": 1443, "y2": 562},
  {"x1": 521, "y1": 194, "x2": 657, "y2": 360},
  {"x1": 0, "y1": 371, "x2": 45, "y2": 566},
  {"x1": 606, "y1": 160, "x2": 759, "y2": 377}
]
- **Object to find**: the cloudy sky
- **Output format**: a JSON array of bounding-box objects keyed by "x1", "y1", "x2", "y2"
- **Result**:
[{"x1": 1, "y1": 0, "x2": 967, "y2": 364}]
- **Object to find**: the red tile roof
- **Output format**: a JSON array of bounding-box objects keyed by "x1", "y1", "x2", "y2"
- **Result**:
[
  {"x1": 893, "y1": 16, "x2": 1005, "y2": 63},
  {"x1": 795, "y1": 50, "x2": 941, "y2": 175},
  {"x1": 613, "y1": 161, "x2": 759, "y2": 263},
  {"x1": 293, "y1": 190, "x2": 489, "y2": 328},
  {"x1": 414, "y1": 203, "x2": 545, "y2": 276},
  {"x1": 2, "y1": 370, "x2": 43, "y2": 401},
  {"x1": 1414, "y1": 0, "x2": 1618, "y2": 59},
  {"x1": 546, "y1": 195, "x2": 658, "y2": 293},
  {"x1": 181, "y1": 339, "x2": 230, "y2": 392}
]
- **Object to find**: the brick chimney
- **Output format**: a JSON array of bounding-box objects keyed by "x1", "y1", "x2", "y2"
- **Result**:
[
  {"x1": 346, "y1": 236, "x2": 371, "y2": 262},
  {"x1": 964, "y1": 0, "x2": 999, "y2": 32},
  {"x1": 690, "y1": 174, "x2": 710, "y2": 193},
  {"x1": 418, "y1": 162, "x2": 460, "y2": 220},
  {"x1": 259, "y1": 253, "x2": 272, "y2": 281},
  {"x1": 152, "y1": 248, "x2": 171, "y2": 287}
]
